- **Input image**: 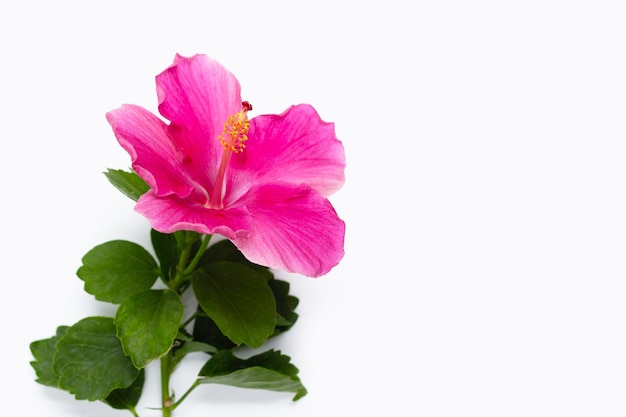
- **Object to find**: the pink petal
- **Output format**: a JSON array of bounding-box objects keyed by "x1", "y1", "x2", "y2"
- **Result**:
[
  {"x1": 135, "y1": 191, "x2": 251, "y2": 239},
  {"x1": 225, "y1": 104, "x2": 345, "y2": 204},
  {"x1": 156, "y1": 54, "x2": 242, "y2": 188},
  {"x1": 232, "y1": 183, "x2": 345, "y2": 278},
  {"x1": 106, "y1": 104, "x2": 195, "y2": 198}
]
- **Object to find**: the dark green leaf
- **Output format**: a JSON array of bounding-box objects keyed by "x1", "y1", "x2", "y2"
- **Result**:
[
  {"x1": 269, "y1": 279, "x2": 299, "y2": 335},
  {"x1": 104, "y1": 168, "x2": 149, "y2": 202},
  {"x1": 200, "y1": 239, "x2": 274, "y2": 281},
  {"x1": 104, "y1": 369, "x2": 145, "y2": 411},
  {"x1": 192, "y1": 262, "x2": 276, "y2": 348},
  {"x1": 198, "y1": 350, "x2": 307, "y2": 401},
  {"x1": 29, "y1": 325, "x2": 69, "y2": 388},
  {"x1": 77, "y1": 240, "x2": 160, "y2": 304},
  {"x1": 150, "y1": 229, "x2": 179, "y2": 282},
  {"x1": 115, "y1": 289, "x2": 184, "y2": 368},
  {"x1": 192, "y1": 308, "x2": 237, "y2": 351},
  {"x1": 193, "y1": 278, "x2": 300, "y2": 344},
  {"x1": 54, "y1": 317, "x2": 139, "y2": 401}
]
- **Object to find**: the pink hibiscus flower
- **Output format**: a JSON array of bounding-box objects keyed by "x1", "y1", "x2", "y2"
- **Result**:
[{"x1": 106, "y1": 54, "x2": 345, "y2": 277}]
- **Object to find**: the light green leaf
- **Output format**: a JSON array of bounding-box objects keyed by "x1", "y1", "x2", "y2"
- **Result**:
[
  {"x1": 198, "y1": 350, "x2": 307, "y2": 401},
  {"x1": 53, "y1": 317, "x2": 139, "y2": 401},
  {"x1": 115, "y1": 289, "x2": 184, "y2": 368},
  {"x1": 192, "y1": 262, "x2": 276, "y2": 348},
  {"x1": 77, "y1": 240, "x2": 160, "y2": 304},
  {"x1": 104, "y1": 168, "x2": 149, "y2": 202}
]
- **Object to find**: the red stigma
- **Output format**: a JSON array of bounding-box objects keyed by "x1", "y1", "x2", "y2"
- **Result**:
[{"x1": 242, "y1": 101, "x2": 253, "y2": 112}]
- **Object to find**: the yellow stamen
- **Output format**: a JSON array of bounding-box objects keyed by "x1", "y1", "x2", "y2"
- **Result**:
[{"x1": 218, "y1": 101, "x2": 252, "y2": 153}]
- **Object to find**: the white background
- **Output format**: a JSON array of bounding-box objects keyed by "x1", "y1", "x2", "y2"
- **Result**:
[{"x1": 2, "y1": 1, "x2": 626, "y2": 416}]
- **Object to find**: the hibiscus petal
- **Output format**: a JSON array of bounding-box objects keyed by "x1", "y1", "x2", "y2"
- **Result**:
[
  {"x1": 106, "y1": 104, "x2": 195, "y2": 198},
  {"x1": 135, "y1": 191, "x2": 251, "y2": 239},
  {"x1": 232, "y1": 183, "x2": 345, "y2": 278},
  {"x1": 226, "y1": 104, "x2": 345, "y2": 204},
  {"x1": 156, "y1": 54, "x2": 242, "y2": 188}
]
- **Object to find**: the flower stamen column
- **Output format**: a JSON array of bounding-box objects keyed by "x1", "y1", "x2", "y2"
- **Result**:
[{"x1": 208, "y1": 101, "x2": 252, "y2": 209}]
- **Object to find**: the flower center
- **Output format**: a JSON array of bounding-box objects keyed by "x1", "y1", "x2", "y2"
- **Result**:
[{"x1": 208, "y1": 101, "x2": 252, "y2": 208}]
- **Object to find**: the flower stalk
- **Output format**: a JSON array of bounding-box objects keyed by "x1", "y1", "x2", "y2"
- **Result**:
[{"x1": 160, "y1": 353, "x2": 173, "y2": 417}]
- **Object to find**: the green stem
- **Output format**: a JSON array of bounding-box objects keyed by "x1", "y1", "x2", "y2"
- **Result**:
[
  {"x1": 180, "y1": 311, "x2": 201, "y2": 329},
  {"x1": 159, "y1": 233, "x2": 213, "y2": 416},
  {"x1": 181, "y1": 234, "x2": 211, "y2": 276},
  {"x1": 171, "y1": 380, "x2": 201, "y2": 411},
  {"x1": 160, "y1": 354, "x2": 173, "y2": 417},
  {"x1": 169, "y1": 234, "x2": 211, "y2": 292}
]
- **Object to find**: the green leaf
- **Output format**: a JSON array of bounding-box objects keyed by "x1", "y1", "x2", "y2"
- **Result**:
[
  {"x1": 192, "y1": 262, "x2": 276, "y2": 348},
  {"x1": 150, "y1": 229, "x2": 179, "y2": 282},
  {"x1": 192, "y1": 308, "x2": 237, "y2": 351},
  {"x1": 115, "y1": 289, "x2": 184, "y2": 368},
  {"x1": 30, "y1": 325, "x2": 69, "y2": 388},
  {"x1": 200, "y1": 239, "x2": 274, "y2": 281},
  {"x1": 77, "y1": 240, "x2": 161, "y2": 304},
  {"x1": 53, "y1": 317, "x2": 139, "y2": 401},
  {"x1": 192, "y1": 278, "x2": 301, "y2": 345},
  {"x1": 104, "y1": 168, "x2": 149, "y2": 202},
  {"x1": 104, "y1": 369, "x2": 144, "y2": 411},
  {"x1": 198, "y1": 350, "x2": 307, "y2": 401},
  {"x1": 269, "y1": 279, "x2": 299, "y2": 335}
]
